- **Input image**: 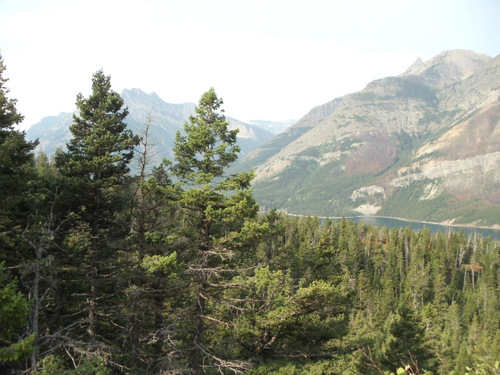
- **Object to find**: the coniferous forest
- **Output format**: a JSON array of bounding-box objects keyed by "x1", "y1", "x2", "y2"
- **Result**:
[{"x1": 1, "y1": 56, "x2": 500, "y2": 374}]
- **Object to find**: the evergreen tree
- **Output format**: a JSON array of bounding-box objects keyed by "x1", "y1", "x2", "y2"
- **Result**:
[
  {"x1": 55, "y1": 70, "x2": 139, "y2": 356},
  {"x1": 0, "y1": 54, "x2": 37, "y2": 264},
  {"x1": 0, "y1": 262, "x2": 34, "y2": 370},
  {"x1": 170, "y1": 88, "x2": 259, "y2": 372},
  {"x1": 380, "y1": 299, "x2": 435, "y2": 371}
]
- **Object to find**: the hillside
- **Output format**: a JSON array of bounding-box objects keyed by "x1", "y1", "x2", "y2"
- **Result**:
[
  {"x1": 26, "y1": 88, "x2": 275, "y2": 165},
  {"x1": 240, "y1": 50, "x2": 500, "y2": 227}
]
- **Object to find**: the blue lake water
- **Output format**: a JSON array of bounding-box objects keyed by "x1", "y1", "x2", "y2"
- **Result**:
[{"x1": 332, "y1": 216, "x2": 500, "y2": 241}]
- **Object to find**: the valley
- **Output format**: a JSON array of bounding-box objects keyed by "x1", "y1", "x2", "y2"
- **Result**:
[{"x1": 26, "y1": 50, "x2": 500, "y2": 227}]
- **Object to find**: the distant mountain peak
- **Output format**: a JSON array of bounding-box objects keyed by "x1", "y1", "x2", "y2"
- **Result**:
[
  {"x1": 26, "y1": 88, "x2": 275, "y2": 163},
  {"x1": 121, "y1": 88, "x2": 164, "y2": 103},
  {"x1": 405, "y1": 57, "x2": 423, "y2": 72},
  {"x1": 243, "y1": 49, "x2": 500, "y2": 226},
  {"x1": 402, "y1": 49, "x2": 492, "y2": 87}
]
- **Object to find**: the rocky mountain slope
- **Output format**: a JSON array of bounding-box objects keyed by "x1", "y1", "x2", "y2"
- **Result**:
[
  {"x1": 26, "y1": 88, "x2": 275, "y2": 165},
  {"x1": 241, "y1": 50, "x2": 500, "y2": 226}
]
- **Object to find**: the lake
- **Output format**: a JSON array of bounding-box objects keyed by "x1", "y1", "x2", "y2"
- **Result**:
[{"x1": 334, "y1": 216, "x2": 500, "y2": 241}]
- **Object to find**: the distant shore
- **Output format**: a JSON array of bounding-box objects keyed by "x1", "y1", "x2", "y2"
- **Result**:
[
  {"x1": 286, "y1": 213, "x2": 500, "y2": 231},
  {"x1": 351, "y1": 215, "x2": 500, "y2": 231}
]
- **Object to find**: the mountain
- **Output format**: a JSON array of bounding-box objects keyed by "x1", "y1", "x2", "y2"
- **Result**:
[
  {"x1": 248, "y1": 119, "x2": 297, "y2": 134},
  {"x1": 26, "y1": 88, "x2": 274, "y2": 165},
  {"x1": 241, "y1": 50, "x2": 500, "y2": 227},
  {"x1": 27, "y1": 112, "x2": 74, "y2": 155}
]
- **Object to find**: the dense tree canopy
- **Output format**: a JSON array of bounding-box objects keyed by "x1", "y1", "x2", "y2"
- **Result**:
[{"x1": 0, "y1": 61, "x2": 498, "y2": 374}]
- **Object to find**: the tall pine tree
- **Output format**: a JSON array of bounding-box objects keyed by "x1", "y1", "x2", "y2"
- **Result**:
[
  {"x1": 55, "y1": 70, "x2": 139, "y2": 354},
  {"x1": 0, "y1": 54, "x2": 37, "y2": 264},
  {"x1": 171, "y1": 88, "x2": 259, "y2": 373}
]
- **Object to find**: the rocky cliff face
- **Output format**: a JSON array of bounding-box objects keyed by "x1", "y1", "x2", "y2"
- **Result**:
[{"x1": 243, "y1": 50, "x2": 500, "y2": 226}]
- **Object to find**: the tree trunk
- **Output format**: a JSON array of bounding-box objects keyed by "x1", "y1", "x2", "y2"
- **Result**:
[
  {"x1": 30, "y1": 243, "x2": 41, "y2": 372},
  {"x1": 88, "y1": 227, "x2": 99, "y2": 342},
  {"x1": 191, "y1": 214, "x2": 210, "y2": 370}
]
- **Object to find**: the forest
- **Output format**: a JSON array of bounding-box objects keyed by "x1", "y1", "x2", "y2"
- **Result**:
[{"x1": 1, "y1": 55, "x2": 500, "y2": 374}]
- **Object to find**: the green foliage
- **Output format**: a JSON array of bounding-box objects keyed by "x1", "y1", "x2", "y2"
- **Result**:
[
  {"x1": 0, "y1": 264, "x2": 30, "y2": 341},
  {"x1": 2, "y1": 59, "x2": 499, "y2": 374},
  {"x1": 173, "y1": 88, "x2": 239, "y2": 182},
  {"x1": 141, "y1": 252, "x2": 178, "y2": 274},
  {"x1": 249, "y1": 356, "x2": 359, "y2": 375},
  {"x1": 50, "y1": 70, "x2": 141, "y2": 360},
  {"x1": 379, "y1": 304, "x2": 434, "y2": 370},
  {"x1": 167, "y1": 88, "x2": 262, "y2": 371},
  {"x1": 57, "y1": 70, "x2": 139, "y2": 183},
  {"x1": 0, "y1": 55, "x2": 23, "y2": 129},
  {"x1": 464, "y1": 359, "x2": 500, "y2": 375},
  {"x1": 0, "y1": 262, "x2": 33, "y2": 363},
  {"x1": 378, "y1": 179, "x2": 450, "y2": 219},
  {"x1": 37, "y1": 355, "x2": 111, "y2": 375},
  {"x1": 380, "y1": 183, "x2": 500, "y2": 226},
  {"x1": 0, "y1": 54, "x2": 37, "y2": 261}
]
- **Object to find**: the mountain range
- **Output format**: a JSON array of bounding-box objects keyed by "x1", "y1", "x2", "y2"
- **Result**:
[
  {"x1": 26, "y1": 49, "x2": 500, "y2": 227},
  {"x1": 26, "y1": 88, "x2": 281, "y2": 165},
  {"x1": 237, "y1": 50, "x2": 500, "y2": 227}
]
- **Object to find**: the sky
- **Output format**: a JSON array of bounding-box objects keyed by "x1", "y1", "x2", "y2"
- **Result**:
[{"x1": 1, "y1": 0, "x2": 499, "y2": 130}]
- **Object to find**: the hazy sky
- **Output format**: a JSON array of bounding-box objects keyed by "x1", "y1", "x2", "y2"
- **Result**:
[{"x1": 1, "y1": 0, "x2": 499, "y2": 129}]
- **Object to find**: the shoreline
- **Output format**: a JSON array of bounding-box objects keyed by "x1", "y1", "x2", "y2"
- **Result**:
[
  {"x1": 351, "y1": 215, "x2": 500, "y2": 231},
  {"x1": 286, "y1": 213, "x2": 500, "y2": 231}
]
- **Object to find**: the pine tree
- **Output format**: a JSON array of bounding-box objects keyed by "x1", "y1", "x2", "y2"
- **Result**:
[
  {"x1": 0, "y1": 54, "x2": 37, "y2": 264},
  {"x1": 170, "y1": 88, "x2": 259, "y2": 372},
  {"x1": 0, "y1": 262, "x2": 34, "y2": 370},
  {"x1": 380, "y1": 303, "x2": 435, "y2": 371},
  {"x1": 55, "y1": 70, "x2": 139, "y2": 354}
]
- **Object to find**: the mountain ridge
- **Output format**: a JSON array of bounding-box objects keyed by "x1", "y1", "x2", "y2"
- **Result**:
[
  {"x1": 26, "y1": 89, "x2": 277, "y2": 163},
  {"x1": 24, "y1": 49, "x2": 500, "y2": 226},
  {"x1": 242, "y1": 49, "x2": 500, "y2": 226}
]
